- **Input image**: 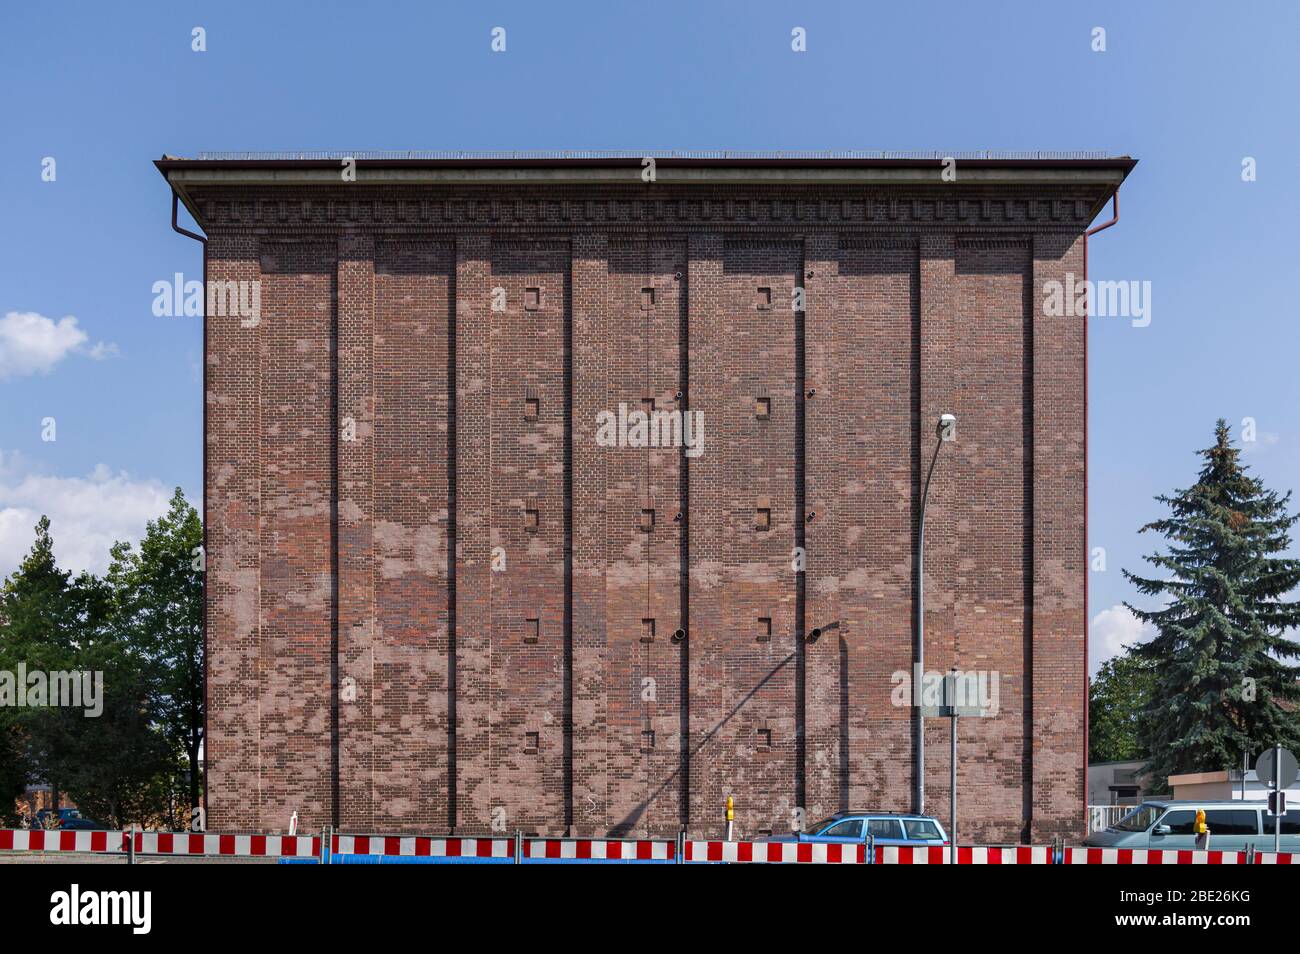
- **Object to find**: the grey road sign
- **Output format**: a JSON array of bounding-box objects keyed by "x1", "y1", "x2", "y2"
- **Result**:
[
  {"x1": 1256, "y1": 747, "x2": 1298, "y2": 790},
  {"x1": 919, "y1": 671, "x2": 993, "y2": 718}
]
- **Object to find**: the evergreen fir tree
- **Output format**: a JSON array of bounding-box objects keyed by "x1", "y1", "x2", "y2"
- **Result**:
[
  {"x1": 1124, "y1": 420, "x2": 1300, "y2": 787},
  {"x1": 0, "y1": 516, "x2": 74, "y2": 659},
  {"x1": 0, "y1": 516, "x2": 76, "y2": 816}
]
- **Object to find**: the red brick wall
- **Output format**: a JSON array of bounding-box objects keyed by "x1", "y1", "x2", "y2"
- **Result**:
[
  {"x1": 599, "y1": 239, "x2": 686, "y2": 835},
  {"x1": 689, "y1": 239, "x2": 803, "y2": 836},
  {"x1": 256, "y1": 241, "x2": 335, "y2": 828},
  {"x1": 197, "y1": 184, "x2": 1096, "y2": 841},
  {"x1": 370, "y1": 240, "x2": 454, "y2": 830},
  {"x1": 486, "y1": 240, "x2": 570, "y2": 831},
  {"x1": 832, "y1": 237, "x2": 918, "y2": 815}
]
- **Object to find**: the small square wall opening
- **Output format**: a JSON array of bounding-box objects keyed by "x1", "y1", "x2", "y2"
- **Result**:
[
  {"x1": 756, "y1": 727, "x2": 773, "y2": 750},
  {"x1": 525, "y1": 286, "x2": 541, "y2": 311},
  {"x1": 755, "y1": 396, "x2": 771, "y2": 420},
  {"x1": 524, "y1": 731, "x2": 540, "y2": 754},
  {"x1": 757, "y1": 617, "x2": 772, "y2": 642},
  {"x1": 641, "y1": 286, "x2": 655, "y2": 310},
  {"x1": 641, "y1": 618, "x2": 656, "y2": 643},
  {"x1": 524, "y1": 617, "x2": 540, "y2": 644},
  {"x1": 755, "y1": 286, "x2": 772, "y2": 310},
  {"x1": 641, "y1": 728, "x2": 656, "y2": 752},
  {"x1": 640, "y1": 508, "x2": 655, "y2": 532},
  {"x1": 755, "y1": 508, "x2": 771, "y2": 531},
  {"x1": 524, "y1": 397, "x2": 540, "y2": 421},
  {"x1": 524, "y1": 508, "x2": 540, "y2": 533}
]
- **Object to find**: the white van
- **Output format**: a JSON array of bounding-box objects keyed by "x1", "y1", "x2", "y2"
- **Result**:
[{"x1": 1084, "y1": 800, "x2": 1300, "y2": 849}]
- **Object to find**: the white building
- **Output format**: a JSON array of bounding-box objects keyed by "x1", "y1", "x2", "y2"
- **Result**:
[{"x1": 1169, "y1": 769, "x2": 1300, "y2": 802}]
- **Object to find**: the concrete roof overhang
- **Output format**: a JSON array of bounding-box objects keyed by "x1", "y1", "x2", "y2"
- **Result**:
[{"x1": 155, "y1": 152, "x2": 1136, "y2": 233}]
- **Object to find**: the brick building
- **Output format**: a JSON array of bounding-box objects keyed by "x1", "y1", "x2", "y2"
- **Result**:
[{"x1": 157, "y1": 152, "x2": 1133, "y2": 842}]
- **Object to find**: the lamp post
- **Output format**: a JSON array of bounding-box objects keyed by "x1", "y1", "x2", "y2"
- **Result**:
[{"x1": 915, "y1": 413, "x2": 956, "y2": 815}]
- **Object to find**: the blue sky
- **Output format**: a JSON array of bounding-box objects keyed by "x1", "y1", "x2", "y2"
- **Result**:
[{"x1": 1, "y1": 0, "x2": 1297, "y2": 670}]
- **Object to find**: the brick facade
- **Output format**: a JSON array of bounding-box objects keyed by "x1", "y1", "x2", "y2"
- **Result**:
[{"x1": 161, "y1": 155, "x2": 1132, "y2": 842}]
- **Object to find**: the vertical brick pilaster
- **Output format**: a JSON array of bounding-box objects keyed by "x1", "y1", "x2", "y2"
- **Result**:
[
  {"x1": 646, "y1": 239, "x2": 686, "y2": 835},
  {"x1": 454, "y1": 235, "x2": 493, "y2": 832},
  {"x1": 257, "y1": 239, "x2": 336, "y2": 831},
  {"x1": 204, "y1": 232, "x2": 262, "y2": 832},
  {"x1": 1031, "y1": 232, "x2": 1087, "y2": 840},
  {"x1": 487, "y1": 240, "x2": 570, "y2": 833},
  {"x1": 336, "y1": 232, "x2": 375, "y2": 831},
  {"x1": 802, "y1": 231, "x2": 842, "y2": 821},
  {"x1": 691, "y1": 235, "x2": 801, "y2": 838},
  {"x1": 686, "y1": 232, "x2": 726, "y2": 836},
  {"x1": 945, "y1": 235, "x2": 1034, "y2": 844},
  {"x1": 917, "y1": 232, "x2": 957, "y2": 817},
  {"x1": 837, "y1": 236, "x2": 920, "y2": 814},
  {"x1": 571, "y1": 232, "x2": 609, "y2": 834},
  {"x1": 370, "y1": 240, "x2": 454, "y2": 832}
]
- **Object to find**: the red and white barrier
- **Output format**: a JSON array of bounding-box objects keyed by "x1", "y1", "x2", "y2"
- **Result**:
[
  {"x1": 683, "y1": 843, "x2": 1053, "y2": 864},
  {"x1": 0, "y1": 829, "x2": 121, "y2": 854},
  {"x1": 331, "y1": 835, "x2": 511, "y2": 858},
  {"x1": 4, "y1": 827, "x2": 1297, "y2": 865},
  {"x1": 0, "y1": 829, "x2": 319, "y2": 858},
  {"x1": 131, "y1": 832, "x2": 320, "y2": 857},
  {"x1": 876, "y1": 845, "x2": 1051, "y2": 864},
  {"x1": 1065, "y1": 847, "x2": 1246, "y2": 865},
  {"x1": 685, "y1": 840, "x2": 868, "y2": 863},
  {"x1": 523, "y1": 839, "x2": 673, "y2": 861}
]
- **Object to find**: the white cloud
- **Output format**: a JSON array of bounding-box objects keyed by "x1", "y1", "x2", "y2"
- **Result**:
[
  {"x1": 0, "y1": 311, "x2": 118, "y2": 380},
  {"x1": 1090, "y1": 603, "x2": 1157, "y2": 674},
  {"x1": 85, "y1": 341, "x2": 120, "y2": 361},
  {"x1": 0, "y1": 450, "x2": 175, "y2": 578}
]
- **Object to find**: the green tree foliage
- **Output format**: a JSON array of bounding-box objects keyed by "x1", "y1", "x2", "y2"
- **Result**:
[
  {"x1": 107, "y1": 488, "x2": 205, "y2": 816},
  {"x1": 1089, "y1": 650, "x2": 1157, "y2": 763},
  {"x1": 0, "y1": 717, "x2": 24, "y2": 825},
  {"x1": 0, "y1": 516, "x2": 74, "y2": 819},
  {"x1": 50, "y1": 570, "x2": 178, "y2": 828},
  {"x1": 0, "y1": 490, "x2": 203, "y2": 828},
  {"x1": 1125, "y1": 420, "x2": 1300, "y2": 787}
]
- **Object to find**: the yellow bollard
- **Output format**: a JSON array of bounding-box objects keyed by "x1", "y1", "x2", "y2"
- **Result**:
[
  {"x1": 725, "y1": 795, "x2": 735, "y2": 842},
  {"x1": 1194, "y1": 808, "x2": 1210, "y2": 850}
]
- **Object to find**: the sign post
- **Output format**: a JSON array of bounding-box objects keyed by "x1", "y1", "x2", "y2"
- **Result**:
[
  {"x1": 950, "y1": 702, "x2": 956, "y2": 865},
  {"x1": 1255, "y1": 746, "x2": 1298, "y2": 854},
  {"x1": 921, "y1": 667, "x2": 989, "y2": 864},
  {"x1": 1274, "y1": 745, "x2": 1282, "y2": 855}
]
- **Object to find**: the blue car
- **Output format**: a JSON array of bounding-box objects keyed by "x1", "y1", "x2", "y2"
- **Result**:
[
  {"x1": 58, "y1": 816, "x2": 106, "y2": 831},
  {"x1": 34, "y1": 808, "x2": 85, "y2": 828},
  {"x1": 773, "y1": 812, "x2": 949, "y2": 847}
]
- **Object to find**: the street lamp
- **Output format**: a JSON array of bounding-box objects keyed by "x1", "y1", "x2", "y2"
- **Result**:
[{"x1": 915, "y1": 413, "x2": 956, "y2": 815}]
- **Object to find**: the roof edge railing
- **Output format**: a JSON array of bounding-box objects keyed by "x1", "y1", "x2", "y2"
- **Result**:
[{"x1": 183, "y1": 149, "x2": 1120, "y2": 162}]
